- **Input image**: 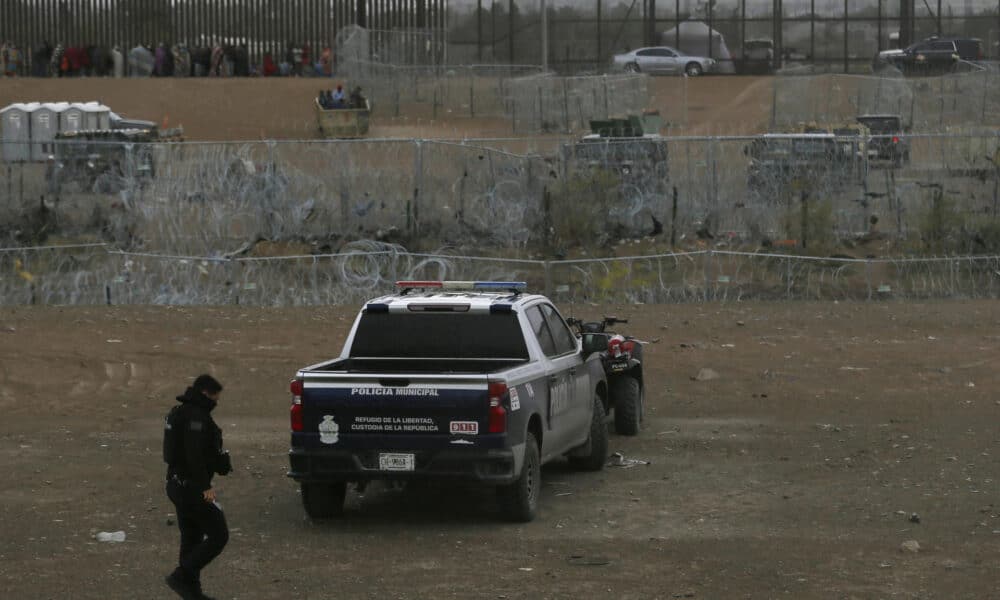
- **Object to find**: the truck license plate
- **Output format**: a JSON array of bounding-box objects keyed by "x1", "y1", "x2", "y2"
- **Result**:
[{"x1": 379, "y1": 453, "x2": 415, "y2": 471}]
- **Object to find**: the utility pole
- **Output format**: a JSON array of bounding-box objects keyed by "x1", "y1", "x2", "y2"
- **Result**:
[
  {"x1": 541, "y1": 0, "x2": 548, "y2": 71},
  {"x1": 647, "y1": 0, "x2": 657, "y2": 48},
  {"x1": 899, "y1": 0, "x2": 913, "y2": 47},
  {"x1": 773, "y1": 0, "x2": 783, "y2": 72}
]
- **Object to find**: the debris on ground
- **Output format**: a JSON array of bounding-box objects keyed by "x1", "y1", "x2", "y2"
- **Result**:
[
  {"x1": 900, "y1": 540, "x2": 921, "y2": 553},
  {"x1": 607, "y1": 452, "x2": 650, "y2": 468},
  {"x1": 566, "y1": 555, "x2": 612, "y2": 566},
  {"x1": 692, "y1": 368, "x2": 719, "y2": 381},
  {"x1": 95, "y1": 531, "x2": 126, "y2": 543}
]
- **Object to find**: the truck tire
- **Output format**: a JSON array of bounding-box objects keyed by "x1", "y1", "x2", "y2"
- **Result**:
[
  {"x1": 612, "y1": 376, "x2": 642, "y2": 436},
  {"x1": 568, "y1": 394, "x2": 608, "y2": 471},
  {"x1": 301, "y1": 482, "x2": 347, "y2": 519},
  {"x1": 497, "y1": 432, "x2": 540, "y2": 522}
]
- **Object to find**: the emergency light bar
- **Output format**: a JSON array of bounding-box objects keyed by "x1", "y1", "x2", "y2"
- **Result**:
[{"x1": 395, "y1": 280, "x2": 528, "y2": 292}]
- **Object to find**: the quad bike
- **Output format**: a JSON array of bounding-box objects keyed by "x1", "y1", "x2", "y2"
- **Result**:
[{"x1": 568, "y1": 316, "x2": 644, "y2": 436}]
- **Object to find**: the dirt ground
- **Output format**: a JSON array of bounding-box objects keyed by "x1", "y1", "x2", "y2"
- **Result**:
[
  {"x1": 0, "y1": 76, "x2": 774, "y2": 141},
  {"x1": 1, "y1": 301, "x2": 998, "y2": 599}
]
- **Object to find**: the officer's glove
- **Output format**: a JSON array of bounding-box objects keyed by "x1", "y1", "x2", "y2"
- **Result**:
[{"x1": 215, "y1": 450, "x2": 233, "y2": 476}]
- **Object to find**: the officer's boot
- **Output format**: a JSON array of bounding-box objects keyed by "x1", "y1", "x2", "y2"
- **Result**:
[
  {"x1": 193, "y1": 579, "x2": 217, "y2": 600},
  {"x1": 165, "y1": 567, "x2": 199, "y2": 600}
]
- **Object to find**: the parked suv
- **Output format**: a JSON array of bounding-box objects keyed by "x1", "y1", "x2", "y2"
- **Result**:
[
  {"x1": 875, "y1": 36, "x2": 984, "y2": 75},
  {"x1": 742, "y1": 39, "x2": 775, "y2": 74}
]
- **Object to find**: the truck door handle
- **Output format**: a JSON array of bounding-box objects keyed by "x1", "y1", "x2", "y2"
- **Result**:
[{"x1": 548, "y1": 375, "x2": 558, "y2": 384}]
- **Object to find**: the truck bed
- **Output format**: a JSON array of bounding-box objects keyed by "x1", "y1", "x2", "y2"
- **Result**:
[{"x1": 310, "y1": 357, "x2": 528, "y2": 374}]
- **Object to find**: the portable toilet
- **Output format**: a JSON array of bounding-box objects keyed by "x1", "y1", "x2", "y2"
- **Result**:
[
  {"x1": 31, "y1": 102, "x2": 69, "y2": 161},
  {"x1": 74, "y1": 102, "x2": 111, "y2": 130},
  {"x1": 1, "y1": 103, "x2": 37, "y2": 162},
  {"x1": 60, "y1": 103, "x2": 86, "y2": 135}
]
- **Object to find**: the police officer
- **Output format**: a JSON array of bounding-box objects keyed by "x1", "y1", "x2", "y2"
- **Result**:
[{"x1": 163, "y1": 374, "x2": 232, "y2": 600}]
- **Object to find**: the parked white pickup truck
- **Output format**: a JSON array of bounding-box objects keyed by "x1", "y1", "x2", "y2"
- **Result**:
[{"x1": 287, "y1": 281, "x2": 610, "y2": 522}]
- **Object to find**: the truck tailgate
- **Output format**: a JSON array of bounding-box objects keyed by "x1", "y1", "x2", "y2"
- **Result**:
[{"x1": 295, "y1": 375, "x2": 494, "y2": 450}]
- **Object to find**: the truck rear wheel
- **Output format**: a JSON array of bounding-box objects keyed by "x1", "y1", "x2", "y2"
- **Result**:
[
  {"x1": 497, "y1": 432, "x2": 540, "y2": 522},
  {"x1": 568, "y1": 394, "x2": 609, "y2": 471},
  {"x1": 612, "y1": 376, "x2": 642, "y2": 436},
  {"x1": 301, "y1": 482, "x2": 347, "y2": 519}
]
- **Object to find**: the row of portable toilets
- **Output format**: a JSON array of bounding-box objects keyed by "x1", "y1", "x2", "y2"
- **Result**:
[{"x1": 1, "y1": 102, "x2": 112, "y2": 163}]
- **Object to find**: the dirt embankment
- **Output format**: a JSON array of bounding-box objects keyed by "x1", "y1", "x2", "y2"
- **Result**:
[{"x1": 0, "y1": 75, "x2": 775, "y2": 141}]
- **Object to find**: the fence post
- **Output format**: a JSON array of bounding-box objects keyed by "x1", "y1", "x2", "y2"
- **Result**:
[
  {"x1": 770, "y1": 77, "x2": 778, "y2": 129},
  {"x1": 543, "y1": 260, "x2": 553, "y2": 298},
  {"x1": 670, "y1": 186, "x2": 678, "y2": 248},
  {"x1": 562, "y1": 78, "x2": 570, "y2": 133},
  {"x1": 412, "y1": 139, "x2": 423, "y2": 238},
  {"x1": 703, "y1": 250, "x2": 713, "y2": 301},
  {"x1": 865, "y1": 259, "x2": 872, "y2": 300},
  {"x1": 778, "y1": 254, "x2": 787, "y2": 299},
  {"x1": 982, "y1": 69, "x2": 989, "y2": 123},
  {"x1": 395, "y1": 78, "x2": 401, "y2": 118},
  {"x1": 939, "y1": 76, "x2": 945, "y2": 127},
  {"x1": 801, "y1": 191, "x2": 809, "y2": 249},
  {"x1": 537, "y1": 83, "x2": 544, "y2": 132},
  {"x1": 602, "y1": 74, "x2": 609, "y2": 118},
  {"x1": 469, "y1": 74, "x2": 475, "y2": 118},
  {"x1": 512, "y1": 92, "x2": 517, "y2": 134}
]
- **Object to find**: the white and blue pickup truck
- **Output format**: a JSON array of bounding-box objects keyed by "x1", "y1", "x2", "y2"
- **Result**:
[{"x1": 287, "y1": 281, "x2": 610, "y2": 522}]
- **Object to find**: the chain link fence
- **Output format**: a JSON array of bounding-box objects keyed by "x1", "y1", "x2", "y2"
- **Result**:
[
  {"x1": 773, "y1": 69, "x2": 1000, "y2": 130},
  {"x1": 3, "y1": 132, "x2": 1000, "y2": 254},
  {"x1": 503, "y1": 73, "x2": 650, "y2": 134},
  {"x1": 3, "y1": 131, "x2": 1000, "y2": 306},
  {"x1": 4, "y1": 244, "x2": 1000, "y2": 306},
  {"x1": 330, "y1": 60, "x2": 655, "y2": 134}
]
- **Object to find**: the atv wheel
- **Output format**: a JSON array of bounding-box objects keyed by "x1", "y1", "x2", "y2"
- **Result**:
[
  {"x1": 301, "y1": 482, "x2": 347, "y2": 519},
  {"x1": 498, "y1": 432, "x2": 540, "y2": 522},
  {"x1": 612, "y1": 376, "x2": 642, "y2": 436}
]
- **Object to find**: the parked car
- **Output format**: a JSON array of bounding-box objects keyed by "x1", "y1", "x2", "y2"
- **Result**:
[
  {"x1": 612, "y1": 46, "x2": 716, "y2": 76},
  {"x1": 856, "y1": 114, "x2": 911, "y2": 168},
  {"x1": 874, "y1": 36, "x2": 984, "y2": 75}
]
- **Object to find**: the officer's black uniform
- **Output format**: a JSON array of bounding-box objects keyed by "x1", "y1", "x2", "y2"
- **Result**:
[{"x1": 164, "y1": 376, "x2": 231, "y2": 600}]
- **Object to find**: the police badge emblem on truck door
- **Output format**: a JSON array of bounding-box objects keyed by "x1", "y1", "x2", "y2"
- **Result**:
[{"x1": 319, "y1": 415, "x2": 339, "y2": 444}]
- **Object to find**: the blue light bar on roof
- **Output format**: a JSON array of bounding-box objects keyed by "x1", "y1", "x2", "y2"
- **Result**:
[
  {"x1": 468, "y1": 281, "x2": 527, "y2": 291},
  {"x1": 396, "y1": 281, "x2": 527, "y2": 291}
]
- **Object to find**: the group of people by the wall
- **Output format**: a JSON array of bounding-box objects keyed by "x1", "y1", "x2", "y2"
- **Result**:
[{"x1": 0, "y1": 41, "x2": 337, "y2": 78}]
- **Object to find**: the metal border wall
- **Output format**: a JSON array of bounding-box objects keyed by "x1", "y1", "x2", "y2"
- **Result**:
[{"x1": 0, "y1": 0, "x2": 447, "y2": 71}]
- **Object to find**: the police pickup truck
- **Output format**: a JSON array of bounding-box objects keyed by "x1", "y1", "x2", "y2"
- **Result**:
[{"x1": 287, "y1": 281, "x2": 610, "y2": 522}]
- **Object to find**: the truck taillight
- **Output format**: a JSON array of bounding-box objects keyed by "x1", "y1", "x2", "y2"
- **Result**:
[
  {"x1": 487, "y1": 382, "x2": 508, "y2": 434},
  {"x1": 290, "y1": 379, "x2": 303, "y2": 432}
]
